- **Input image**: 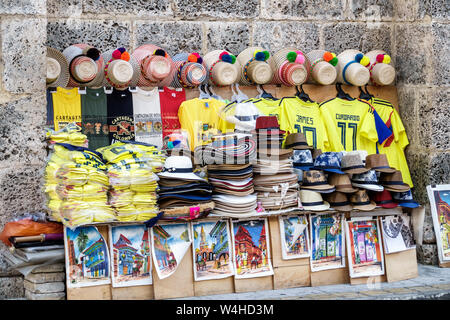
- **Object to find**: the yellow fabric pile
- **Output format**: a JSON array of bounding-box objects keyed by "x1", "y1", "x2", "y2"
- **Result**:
[{"x1": 46, "y1": 123, "x2": 88, "y2": 147}]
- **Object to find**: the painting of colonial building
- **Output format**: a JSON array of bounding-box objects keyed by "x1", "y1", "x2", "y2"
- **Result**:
[
  {"x1": 427, "y1": 186, "x2": 450, "y2": 264},
  {"x1": 279, "y1": 215, "x2": 310, "y2": 260}
]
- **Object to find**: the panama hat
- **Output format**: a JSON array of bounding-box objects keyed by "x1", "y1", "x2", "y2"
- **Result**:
[
  {"x1": 365, "y1": 50, "x2": 395, "y2": 86},
  {"x1": 170, "y1": 52, "x2": 207, "y2": 88},
  {"x1": 341, "y1": 151, "x2": 370, "y2": 174},
  {"x1": 270, "y1": 47, "x2": 310, "y2": 86},
  {"x1": 132, "y1": 44, "x2": 173, "y2": 87},
  {"x1": 391, "y1": 190, "x2": 420, "y2": 208},
  {"x1": 229, "y1": 101, "x2": 263, "y2": 133},
  {"x1": 336, "y1": 49, "x2": 371, "y2": 86},
  {"x1": 285, "y1": 133, "x2": 313, "y2": 150},
  {"x1": 313, "y1": 152, "x2": 346, "y2": 174},
  {"x1": 325, "y1": 192, "x2": 353, "y2": 212},
  {"x1": 328, "y1": 173, "x2": 358, "y2": 193},
  {"x1": 292, "y1": 149, "x2": 314, "y2": 170},
  {"x1": 46, "y1": 47, "x2": 69, "y2": 88},
  {"x1": 158, "y1": 156, "x2": 205, "y2": 181},
  {"x1": 306, "y1": 50, "x2": 338, "y2": 85},
  {"x1": 100, "y1": 47, "x2": 140, "y2": 88},
  {"x1": 237, "y1": 47, "x2": 274, "y2": 85},
  {"x1": 203, "y1": 50, "x2": 240, "y2": 86},
  {"x1": 372, "y1": 189, "x2": 398, "y2": 209},
  {"x1": 379, "y1": 170, "x2": 411, "y2": 192},
  {"x1": 299, "y1": 189, "x2": 330, "y2": 211},
  {"x1": 350, "y1": 189, "x2": 376, "y2": 211},
  {"x1": 301, "y1": 170, "x2": 335, "y2": 193},
  {"x1": 351, "y1": 169, "x2": 384, "y2": 192},
  {"x1": 365, "y1": 154, "x2": 396, "y2": 173},
  {"x1": 63, "y1": 43, "x2": 104, "y2": 87}
]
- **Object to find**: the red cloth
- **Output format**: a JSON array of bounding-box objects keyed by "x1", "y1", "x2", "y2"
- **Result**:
[{"x1": 159, "y1": 87, "x2": 186, "y2": 138}]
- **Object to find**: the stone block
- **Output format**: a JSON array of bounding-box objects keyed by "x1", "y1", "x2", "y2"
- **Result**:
[
  {"x1": 0, "y1": 276, "x2": 24, "y2": 299},
  {"x1": 31, "y1": 263, "x2": 65, "y2": 274},
  {"x1": 430, "y1": 0, "x2": 450, "y2": 19},
  {"x1": 292, "y1": 0, "x2": 344, "y2": 20},
  {"x1": 25, "y1": 272, "x2": 65, "y2": 284},
  {"x1": 173, "y1": 0, "x2": 259, "y2": 19},
  {"x1": 397, "y1": 86, "x2": 416, "y2": 144},
  {"x1": 416, "y1": 88, "x2": 433, "y2": 150},
  {"x1": 260, "y1": 0, "x2": 292, "y2": 19},
  {"x1": 24, "y1": 279, "x2": 65, "y2": 294},
  {"x1": 417, "y1": 243, "x2": 439, "y2": 265},
  {"x1": 347, "y1": 0, "x2": 394, "y2": 21},
  {"x1": 394, "y1": 0, "x2": 421, "y2": 21},
  {"x1": 253, "y1": 22, "x2": 320, "y2": 53},
  {"x1": 431, "y1": 23, "x2": 450, "y2": 86},
  {"x1": 25, "y1": 289, "x2": 65, "y2": 300},
  {"x1": 1, "y1": 18, "x2": 46, "y2": 94},
  {"x1": 429, "y1": 153, "x2": 450, "y2": 186},
  {"x1": 0, "y1": 0, "x2": 46, "y2": 15},
  {"x1": 134, "y1": 21, "x2": 203, "y2": 56},
  {"x1": 206, "y1": 22, "x2": 250, "y2": 55},
  {"x1": 46, "y1": 0, "x2": 82, "y2": 17},
  {"x1": 46, "y1": 20, "x2": 131, "y2": 52},
  {"x1": 405, "y1": 151, "x2": 430, "y2": 205},
  {"x1": 82, "y1": 0, "x2": 171, "y2": 16},
  {"x1": 422, "y1": 209, "x2": 436, "y2": 244}
]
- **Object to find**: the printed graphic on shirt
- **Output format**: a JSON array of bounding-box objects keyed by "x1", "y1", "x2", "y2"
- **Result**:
[
  {"x1": 109, "y1": 116, "x2": 135, "y2": 143},
  {"x1": 134, "y1": 112, "x2": 163, "y2": 148}
]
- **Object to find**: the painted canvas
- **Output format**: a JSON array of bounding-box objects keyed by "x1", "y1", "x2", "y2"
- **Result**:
[
  {"x1": 279, "y1": 215, "x2": 310, "y2": 260},
  {"x1": 151, "y1": 222, "x2": 191, "y2": 280},
  {"x1": 345, "y1": 218, "x2": 385, "y2": 278},
  {"x1": 109, "y1": 225, "x2": 152, "y2": 287},
  {"x1": 64, "y1": 226, "x2": 111, "y2": 288},
  {"x1": 381, "y1": 214, "x2": 416, "y2": 254},
  {"x1": 231, "y1": 219, "x2": 273, "y2": 279},
  {"x1": 427, "y1": 185, "x2": 450, "y2": 263},
  {"x1": 191, "y1": 220, "x2": 234, "y2": 281},
  {"x1": 309, "y1": 213, "x2": 345, "y2": 272}
]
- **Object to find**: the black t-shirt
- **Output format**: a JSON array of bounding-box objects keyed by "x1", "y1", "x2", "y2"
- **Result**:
[
  {"x1": 81, "y1": 87, "x2": 109, "y2": 150},
  {"x1": 107, "y1": 88, "x2": 135, "y2": 144}
]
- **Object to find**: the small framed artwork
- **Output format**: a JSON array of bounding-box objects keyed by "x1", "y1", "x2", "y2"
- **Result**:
[
  {"x1": 381, "y1": 214, "x2": 416, "y2": 254},
  {"x1": 278, "y1": 214, "x2": 310, "y2": 260},
  {"x1": 427, "y1": 185, "x2": 450, "y2": 263}
]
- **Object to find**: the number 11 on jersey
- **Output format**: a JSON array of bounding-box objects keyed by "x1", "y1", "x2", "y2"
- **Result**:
[{"x1": 337, "y1": 122, "x2": 358, "y2": 150}]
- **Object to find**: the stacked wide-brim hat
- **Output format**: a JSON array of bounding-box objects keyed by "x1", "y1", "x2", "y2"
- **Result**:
[
  {"x1": 372, "y1": 189, "x2": 398, "y2": 209},
  {"x1": 237, "y1": 47, "x2": 274, "y2": 85},
  {"x1": 170, "y1": 52, "x2": 208, "y2": 88},
  {"x1": 203, "y1": 49, "x2": 240, "y2": 86},
  {"x1": 379, "y1": 170, "x2": 411, "y2": 192},
  {"x1": 63, "y1": 43, "x2": 104, "y2": 87},
  {"x1": 351, "y1": 169, "x2": 384, "y2": 192},
  {"x1": 365, "y1": 50, "x2": 395, "y2": 86},
  {"x1": 365, "y1": 154, "x2": 396, "y2": 173},
  {"x1": 212, "y1": 194, "x2": 257, "y2": 218},
  {"x1": 328, "y1": 173, "x2": 358, "y2": 193},
  {"x1": 132, "y1": 44, "x2": 173, "y2": 87},
  {"x1": 306, "y1": 50, "x2": 339, "y2": 85},
  {"x1": 46, "y1": 47, "x2": 70, "y2": 88},
  {"x1": 301, "y1": 169, "x2": 335, "y2": 193},
  {"x1": 101, "y1": 47, "x2": 140, "y2": 88},
  {"x1": 299, "y1": 189, "x2": 330, "y2": 211},
  {"x1": 341, "y1": 151, "x2": 370, "y2": 174},
  {"x1": 208, "y1": 163, "x2": 254, "y2": 196},
  {"x1": 336, "y1": 49, "x2": 371, "y2": 86},
  {"x1": 325, "y1": 191, "x2": 353, "y2": 212},
  {"x1": 253, "y1": 172, "x2": 299, "y2": 210},
  {"x1": 270, "y1": 47, "x2": 310, "y2": 86},
  {"x1": 350, "y1": 189, "x2": 376, "y2": 211}
]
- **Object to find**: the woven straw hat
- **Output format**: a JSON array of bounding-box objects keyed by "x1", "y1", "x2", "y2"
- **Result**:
[
  {"x1": 132, "y1": 44, "x2": 173, "y2": 87},
  {"x1": 365, "y1": 50, "x2": 395, "y2": 86},
  {"x1": 203, "y1": 50, "x2": 240, "y2": 86},
  {"x1": 336, "y1": 49, "x2": 371, "y2": 86},
  {"x1": 46, "y1": 47, "x2": 69, "y2": 88},
  {"x1": 306, "y1": 50, "x2": 338, "y2": 85},
  {"x1": 270, "y1": 47, "x2": 310, "y2": 86},
  {"x1": 170, "y1": 52, "x2": 207, "y2": 88},
  {"x1": 237, "y1": 47, "x2": 274, "y2": 85},
  {"x1": 63, "y1": 43, "x2": 104, "y2": 87},
  {"x1": 299, "y1": 189, "x2": 330, "y2": 211},
  {"x1": 100, "y1": 47, "x2": 140, "y2": 88}
]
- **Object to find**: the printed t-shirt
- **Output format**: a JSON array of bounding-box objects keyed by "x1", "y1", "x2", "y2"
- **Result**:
[
  {"x1": 107, "y1": 88, "x2": 135, "y2": 144},
  {"x1": 81, "y1": 87, "x2": 109, "y2": 150},
  {"x1": 132, "y1": 87, "x2": 163, "y2": 148},
  {"x1": 159, "y1": 87, "x2": 186, "y2": 138},
  {"x1": 252, "y1": 98, "x2": 282, "y2": 119},
  {"x1": 52, "y1": 87, "x2": 81, "y2": 131},
  {"x1": 178, "y1": 98, "x2": 225, "y2": 151}
]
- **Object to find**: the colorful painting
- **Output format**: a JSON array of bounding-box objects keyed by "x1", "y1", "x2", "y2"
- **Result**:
[
  {"x1": 64, "y1": 226, "x2": 111, "y2": 288},
  {"x1": 427, "y1": 185, "x2": 450, "y2": 263},
  {"x1": 345, "y1": 218, "x2": 384, "y2": 278},
  {"x1": 279, "y1": 215, "x2": 310, "y2": 260},
  {"x1": 191, "y1": 220, "x2": 234, "y2": 281},
  {"x1": 151, "y1": 222, "x2": 191, "y2": 280},
  {"x1": 109, "y1": 225, "x2": 152, "y2": 287},
  {"x1": 309, "y1": 214, "x2": 345, "y2": 272},
  {"x1": 231, "y1": 219, "x2": 273, "y2": 279},
  {"x1": 381, "y1": 214, "x2": 416, "y2": 254}
]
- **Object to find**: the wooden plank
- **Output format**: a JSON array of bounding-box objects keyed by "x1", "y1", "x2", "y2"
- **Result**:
[
  {"x1": 111, "y1": 285, "x2": 154, "y2": 300},
  {"x1": 439, "y1": 261, "x2": 450, "y2": 268},
  {"x1": 310, "y1": 267, "x2": 350, "y2": 287},
  {"x1": 67, "y1": 284, "x2": 112, "y2": 300},
  {"x1": 385, "y1": 248, "x2": 419, "y2": 282},
  {"x1": 234, "y1": 275, "x2": 274, "y2": 293},
  {"x1": 273, "y1": 262, "x2": 311, "y2": 290},
  {"x1": 350, "y1": 275, "x2": 387, "y2": 285},
  {"x1": 194, "y1": 277, "x2": 235, "y2": 297}
]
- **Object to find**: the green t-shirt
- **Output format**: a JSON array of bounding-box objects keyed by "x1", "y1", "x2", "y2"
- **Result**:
[{"x1": 81, "y1": 88, "x2": 109, "y2": 150}]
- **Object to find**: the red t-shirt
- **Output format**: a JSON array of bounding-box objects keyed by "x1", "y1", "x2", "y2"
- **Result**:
[{"x1": 159, "y1": 87, "x2": 186, "y2": 138}]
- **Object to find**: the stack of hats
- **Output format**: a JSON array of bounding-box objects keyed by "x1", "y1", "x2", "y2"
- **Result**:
[
  {"x1": 391, "y1": 190, "x2": 419, "y2": 208},
  {"x1": 157, "y1": 156, "x2": 214, "y2": 220},
  {"x1": 208, "y1": 163, "x2": 254, "y2": 196},
  {"x1": 349, "y1": 189, "x2": 377, "y2": 211},
  {"x1": 289, "y1": 133, "x2": 314, "y2": 186}
]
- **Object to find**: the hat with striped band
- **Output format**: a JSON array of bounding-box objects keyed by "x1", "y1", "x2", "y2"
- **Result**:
[
  {"x1": 365, "y1": 50, "x2": 395, "y2": 86},
  {"x1": 325, "y1": 191, "x2": 353, "y2": 212},
  {"x1": 203, "y1": 50, "x2": 240, "y2": 87},
  {"x1": 270, "y1": 47, "x2": 310, "y2": 86},
  {"x1": 350, "y1": 189, "x2": 376, "y2": 211},
  {"x1": 170, "y1": 52, "x2": 207, "y2": 88},
  {"x1": 336, "y1": 49, "x2": 370, "y2": 86},
  {"x1": 46, "y1": 47, "x2": 69, "y2": 88},
  {"x1": 237, "y1": 47, "x2": 274, "y2": 85},
  {"x1": 379, "y1": 170, "x2": 410, "y2": 192},
  {"x1": 306, "y1": 50, "x2": 338, "y2": 85},
  {"x1": 62, "y1": 43, "x2": 104, "y2": 87},
  {"x1": 132, "y1": 44, "x2": 173, "y2": 87},
  {"x1": 299, "y1": 189, "x2": 330, "y2": 211},
  {"x1": 101, "y1": 47, "x2": 140, "y2": 88}
]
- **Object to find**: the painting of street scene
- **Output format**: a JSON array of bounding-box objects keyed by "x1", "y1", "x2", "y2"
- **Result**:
[
  {"x1": 231, "y1": 219, "x2": 273, "y2": 279},
  {"x1": 310, "y1": 214, "x2": 346, "y2": 272},
  {"x1": 346, "y1": 218, "x2": 384, "y2": 278},
  {"x1": 192, "y1": 220, "x2": 234, "y2": 281},
  {"x1": 279, "y1": 215, "x2": 310, "y2": 260},
  {"x1": 110, "y1": 225, "x2": 152, "y2": 287},
  {"x1": 427, "y1": 185, "x2": 450, "y2": 262},
  {"x1": 151, "y1": 223, "x2": 191, "y2": 280},
  {"x1": 64, "y1": 226, "x2": 111, "y2": 288}
]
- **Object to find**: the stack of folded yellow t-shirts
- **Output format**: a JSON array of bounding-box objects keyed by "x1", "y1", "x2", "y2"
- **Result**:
[{"x1": 46, "y1": 123, "x2": 88, "y2": 147}]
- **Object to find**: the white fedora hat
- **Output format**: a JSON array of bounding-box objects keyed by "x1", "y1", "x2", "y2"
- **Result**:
[
  {"x1": 365, "y1": 50, "x2": 395, "y2": 86},
  {"x1": 237, "y1": 47, "x2": 274, "y2": 85},
  {"x1": 132, "y1": 44, "x2": 173, "y2": 87},
  {"x1": 203, "y1": 49, "x2": 240, "y2": 86},
  {"x1": 63, "y1": 43, "x2": 104, "y2": 87},
  {"x1": 336, "y1": 49, "x2": 371, "y2": 86},
  {"x1": 351, "y1": 169, "x2": 384, "y2": 192},
  {"x1": 46, "y1": 47, "x2": 69, "y2": 88},
  {"x1": 158, "y1": 156, "x2": 205, "y2": 181},
  {"x1": 101, "y1": 47, "x2": 140, "y2": 88},
  {"x1": 299, "y1": 189, "x2": 330, "y2": 211},
  {"x1": 271, "y1": 47, "x2": 310, "y2": 86},
  {"x1": 306, "y1": 50, "x2": 338, "y2": 85}
]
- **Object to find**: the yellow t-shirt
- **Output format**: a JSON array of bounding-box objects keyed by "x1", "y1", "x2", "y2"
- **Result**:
[
  {"x1": 178, "y1": 98, "x2": 225, "y2": 151},
  {"x1": 319, "y1": 98, "x2": 378, "y2": 153},
  {"x1": 252, "y1": 98, "x2": 282, "y2": 119},
  {"x1": 52, "y1": 87, "x2": 81, "y2": 131}
]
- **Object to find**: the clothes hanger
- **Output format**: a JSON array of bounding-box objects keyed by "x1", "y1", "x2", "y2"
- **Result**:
[
  {"x1": 207, "y1": 84, "x2": 225, "y2": 101},
  {"x1": 358, "y1": 86, "x2": 371, "y2": 100},
  {"x1": 260, "y1": 84, "x2": 276, "y2": 100},
  {"x1": 198, "y1": 84, "x2": 210, "y2": 99},
  {"x1": 335, "y1": 83, "x2": 354, "y2": 100},
  {"x1": 233, "y1": 83, "x2": 249, "y2": 103},
  {"x1": 364, "y1": 85, "x2": 374, "y2": 99},
  {"x1": 295, "y1": 85, "x2": 314, "y2": 102}
]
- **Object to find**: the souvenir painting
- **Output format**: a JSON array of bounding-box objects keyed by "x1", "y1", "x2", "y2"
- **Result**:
[
  {"x1": 151, "y1": 222, "x2": 192, "y2": 280},
  {"x1": 279, "y1": 215, "x2": 310, "y2": 260},
  {"x1": 231, "y1": 218, "x2": 274, "y2": 279},
  {"x1": 381, "y1": 214, "x2": 416, "y2": 254},
  {"x1": 64, "y1": 226, "x2": 111, "y2": 288},
  {"x1": 345, "y1": 217, "x2": 385, "y2": 278},
  {"x1": 191, "y1": 220, "x2": 234, "y2": 281},
  {"x1": 109, "y1": 225, "x2": 152, "y2": 287},
  {"x1": 309, "y1": 213, "x2": 345, "y2": 272},
  {"x1": 427, "y1": 185, "x2": 450, "y2": 263}
]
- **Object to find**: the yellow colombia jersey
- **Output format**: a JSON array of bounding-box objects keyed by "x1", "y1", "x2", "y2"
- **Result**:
[
  {"x1": 178, "y1": 98, "x2": 225, "y2": 151},
  {"x1": 319, "y1": 98, "x2": 378, "y2": 154},
  {"x1": 52, "y1": 87, "x2": 81, "y2": 131},
  {"x1": 369, "y1": 97, "x2": 413, "y2": 187},
  {"x1": 279, "y1": 97, "x2": 332, "y2": 151}
]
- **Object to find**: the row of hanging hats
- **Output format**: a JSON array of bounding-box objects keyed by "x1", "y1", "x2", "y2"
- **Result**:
[{"x1": 47, "y1": 44, "x2": 396, "y2": 89}]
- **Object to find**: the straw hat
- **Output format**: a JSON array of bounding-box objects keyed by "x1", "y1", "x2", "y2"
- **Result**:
[
  {"x1": 132, "y1": 44, "x2": 173, "y2": 87},
  {"x1": 203, "y1": 49, "x2": 240, "y2": 87},
  {"x1": 270, "y1": 47, "x2": 310, "y2": 86},
  {"x1": 336, "y1": 49, "x2": 371, "y2": 86},
  {"x1": 341, "y1": 151, "x2": 370, "y2": 174},
  {"x1": 350, "y1": 189, "x2": 376, "y2": 211},
  {"x1": 328, "y1": 173, "x2": 358, "y2": 193},
  {"x1": 46, "y1": 47, "x2": 69, "y2": 88},
  {"x1": 365, "y1": 50, "x2": 395, "y2": 86},
  {"x1": 63, "y1": 43, "x2": 104, "y2": 87},
  {"x1": 285, "y1": 133, "x2": 313, "y2": 150},
  {"x1": 100, "y1": 47, "x2": 140, "y2": 88},
  {"x1": 306, "y1": 50, "x2": 338, "y2": 85},
  {"x1": 365, "y1": 154, "x2": 396, "y2": 173},
  {"x1": 299, "y1": 189, "x2": 330, "y2": 211},
  {"x1": 236, "y1": 47, "x2": 274, "y2": 85},
  {"x1": 325, "y1": 192, "x2": 353, "y2": 212},
  {"x1": 379, "y1": 170, "x2": 411, "y2": 192},
  {"x1": 301, "y1": 170, "x2": 335, "y2": 193},
  {"x1": 351, "y1": 169, "x2": 384, "y2": 192},
  {"x1": 170, "y1": 52, "x2": 208, "y2": 88}
]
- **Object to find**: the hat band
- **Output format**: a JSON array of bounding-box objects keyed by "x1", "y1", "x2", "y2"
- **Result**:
[
  {"x1": 376, "y1": 200, "x2": 395, "y2": 204},
  {"x1": 311, "y1": 58, "x2": 324, "y2": 70},
  {"x1": 313, "y1": 165, "x2": 341, "y2": 170},
  {"x1": 162, "y1": 167, "x2": 194, "y2": 173},
  {"x1": 382, "y1": 181, "x2": 406, "y2": 185},
  {"x1": 342, "y1": 164, "x2": 365, "y2": 170},
  {"x1": 294, "y1": 162, "x2": 313, "y2": 167},
  {"x1": 371, "y1": 165, "x2": 392, "y2": 170},
  {"x1": 69, "y1": 54, "x2": 95, "y2": 84},
  {"x1": 337, "y1": 184, "x2": 355, "y2": 189},
  {"x1": 236, "y1": 115, "x2": 259, "y2": 122},
  {"x1": 342, "y1": 60, "x2": 358, "y2": 85},
  {"x1": 352, "y1": 200, "x2": 371, "y2": 206},
  {"x1": 177, "y1": 61, "x2": 193, "y2": 89},
  {"x1": 302, "y1": 181, "x2": 328, "y2": 186},
  {"x1": 286, "y1": 141, "x2": 309, "y2": 148},
  {"x1": 104, "y1": 58, "x2": 132, "y2": 88},
  {"x1": 352, "y1": 180, "x2": 379, "y2": 185},
  {"x1": 330, "y1": 201, "x2": 351, "y2": 207},
  {"x1": 302, "y1": 201, "x2": 325, "y2": 207}
]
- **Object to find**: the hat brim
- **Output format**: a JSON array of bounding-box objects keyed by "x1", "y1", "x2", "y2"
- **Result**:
[
  {"x1": 383, "y1": 184, "x2": 411, "y2": 192},
  {"x1": 330, "y1": 204, "x2": 353, "y2": 212},
  {"x1": 47, "y1": 47, "x2": 70, "y2": 88},
  {"x1": 352, "y1": 201, "x2": 377, "y2": 211},
  {"x1": 336, "y1": 186, "x2": 359, "y2": 193},
  {"x1": 302, "y1": 201, "x2": 330, "y2": 211},
  {"x1": 376, "y1": 202, "x2": 399, "y2": 209},
  {"x1": 294, "y1": 165, "x2": 314, "y2": 171},
  {"x1": 211, "y1": 209, "x2": 259, "y2": 218},
  {"x1": 158, "y1": 171, "x2": 206, "y2": 181},
  {"x1": 301, "y1": 184, "x2": 335, "y2": 191},
  {"x1": 352, "y1": 183, "x2": 384, "y2": 192},
  {"x1": 343, "y1": 167, "x2": 370, "y2": 174},
  {"x1": 396, "y1": 201, "x2": 420, "y2": 208},
  {"x1": 373, "y1": 167, "x2": 397, "y2": 173}
]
